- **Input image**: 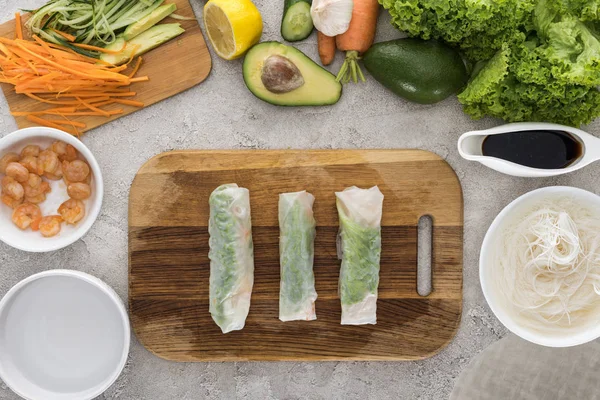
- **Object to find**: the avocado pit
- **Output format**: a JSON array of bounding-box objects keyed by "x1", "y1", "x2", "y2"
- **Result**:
[{"x1": 261, "y1": 55, "x2": 305, "y2": 94}]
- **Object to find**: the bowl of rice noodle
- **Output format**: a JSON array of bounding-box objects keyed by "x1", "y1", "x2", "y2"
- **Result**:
[{"x1": 480, "y1": 186, "x2": 600, "y2": 347}]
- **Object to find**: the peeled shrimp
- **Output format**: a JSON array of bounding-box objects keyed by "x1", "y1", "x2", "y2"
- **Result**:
[
  {"x1": 62, "y1": 160, "x2": 90, "y2": 183},
  {"x1": 58, "y1": 199, "x2": 85, "y2": 224},
  {"x1": 51, "y1": 141, "x2": 78, "y2": 162},
  {"x1": 67, "y1": 182, "x2": 91, "y2": 200},
  {"x1": 19, "y1": 156, "x2": 43, "y2": 175},
  {"x1": 1, "y1": 176, "x2": 24, "y2": 200},
  {"x1": 24, "y1": 178, "x2": 50, "y2": 199},
  {"x1": 6, "y1": 162, "x2": 29, "y2": 182},
  {"x1": 20, "y1": 145, "x2": 40, "y2": 158},
  {"x1": 45, "y1": 163, "x2": 63, "y2": 180},
  {"x1": 1, "y1": 194, "x2": 23, "y2": 209},
  {"x1": 25, "y1": 193, "x2": 47, "y2": 204},
  {"x1": 12, "y1": 203, "x2": 42, "y2": 230},
  {"x1": 0, "y1": 153, "x2": 19, "y2": 174},
  {"x1": 26, "y1": 173, "x2": 42, "y2": 189},
  {"x1": 38, "y1": 149, "x2": 60, "y2": 174},
  {"x1": 39, "y1": 215, "x2": 63, "y2": 238}
]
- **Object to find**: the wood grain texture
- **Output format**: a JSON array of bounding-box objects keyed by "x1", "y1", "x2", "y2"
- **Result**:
[
  {"x1": 129, "y1": 150, "x2": 464, "y2": 361},
  {"x1": 0, "y1": 0, "x2": 211, "y2": 132}
]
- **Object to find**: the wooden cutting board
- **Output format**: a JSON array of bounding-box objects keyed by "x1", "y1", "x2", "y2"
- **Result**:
[
  {"x1": 129, "y1": 150, "x2": 463, "y2": 361},
  {"x1": 0, "y1": 0, "x2": 211, "y2": 132}
]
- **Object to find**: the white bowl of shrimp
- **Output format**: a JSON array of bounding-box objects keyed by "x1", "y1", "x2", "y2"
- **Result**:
[{"x1": 0, "y1": 127, "x2": 103, "y2": 252}]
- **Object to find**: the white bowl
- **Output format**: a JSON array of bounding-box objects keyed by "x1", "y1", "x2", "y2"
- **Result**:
[
  {"x1": 0, "y1": 270, "x2": 130, "y2": 400},
  {"x1": 0, "y1": 127, "x2": 103, "y2": 252},
  {"x1": 480, "y1": 186, "x2": 600, "y2": 347}
]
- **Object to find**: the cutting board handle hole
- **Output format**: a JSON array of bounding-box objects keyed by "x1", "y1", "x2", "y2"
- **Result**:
[{"x1": 417, "y1": 215, "x2": 433, "y2": 297}]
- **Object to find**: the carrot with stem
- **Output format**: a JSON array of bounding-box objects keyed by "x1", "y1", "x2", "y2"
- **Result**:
[
  {"x1": 318, "y1": 32, "x2": 336, "y2": 66},
  {"x1": 335, "y1": 0, "x2": 379, "y2": 84}
]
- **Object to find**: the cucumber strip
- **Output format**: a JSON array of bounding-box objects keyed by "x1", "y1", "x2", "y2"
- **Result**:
[
  {"x1": 109, "y1": 0, "x2": 164, "y2": 31},
  {"x1": 281, "y1": 0, "x2": 313, "y2": 42}
]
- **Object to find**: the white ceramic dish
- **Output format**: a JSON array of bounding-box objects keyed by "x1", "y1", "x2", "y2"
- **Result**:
[
  {"x1": 458, "y1": 122, "x2": 600, "y2": 177},
  {"x1": 0, "y1": 127, "x2": 103, "y2": 252},
  {"x1": 0, "y1": 270, "x2": 130, "y2": 400},
  {"x1": 480, "y1": 186, "x2": 600, "y2": 347}
]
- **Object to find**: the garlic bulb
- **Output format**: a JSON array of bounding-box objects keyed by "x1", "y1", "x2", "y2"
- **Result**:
[{"x1": 310, "y1": 0, "x2": 354, "y2": 37}]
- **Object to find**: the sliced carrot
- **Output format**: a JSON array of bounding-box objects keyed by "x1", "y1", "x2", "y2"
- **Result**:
[
  {"x1": 51, "y1": 29, "x2": 76, "y2": 42},
  {"x1": 56, "y1": 110, "x2": 123, "y2": 116},
  {"x1": 72, "y1": 42, "x2": 127, "y2": 54},
  {"x1": 129, "y1": 76, "x2": 149, "y2": 83},
  {"x1": 26, "y1": 115, "x2": 79, "y2": 135},
  {"x1": 0, "y1": 35, "x2": 146, "y2": 134},
  {"x1": 24, "y1": 93, "x2": 88, "y2": 105},
  {"x1": 128, "y1": 57, "x2": 143, "y2": 78},
  {"x1": 0, "y1": 42, "x2": 13, "y2": 57},
  {"x1": 41, "y1": 92, "x2": 135, "y2": 98},
  {"x1": 110, "y1": 98, "x2": 144, "y2": 107},
  {"x1": 11, "y1": 107, "x2": 77, "y2": 116},
  {"x1": 76, "y1": 97, "x2": 111, "y2": 117},
  {"x1": 86, "y1": 100, "x2": 113, "y2": 108},
  {"x1": 15, "y1": 13, "x2": 23, "y2": 40},
  {"x1": 45, "y1": 119, "x2": 86, "y2": 128}
]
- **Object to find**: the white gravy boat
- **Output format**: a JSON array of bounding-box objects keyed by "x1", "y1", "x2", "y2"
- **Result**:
[{"x1": 458, "y1": 122, "x2": 600, "y2": 177}]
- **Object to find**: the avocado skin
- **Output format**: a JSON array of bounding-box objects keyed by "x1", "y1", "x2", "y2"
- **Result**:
[{"x1": 363, "y1": 39, "x2": 468, "y2": 104}]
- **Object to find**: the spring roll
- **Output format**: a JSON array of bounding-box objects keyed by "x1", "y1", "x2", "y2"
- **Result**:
[
  {"x1": 279, "y1": 191, "x2": 318, "y2": 321},
  {"x1": 336, "y1": 186, "x2": 384, "y2": 325},
  {"x1": 208, "y1": 184, "x2": 254, "y2": 333}
]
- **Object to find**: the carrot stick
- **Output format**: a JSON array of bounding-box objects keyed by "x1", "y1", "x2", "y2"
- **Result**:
[
  {"x1": 11, "y1": 107, "x2": 77, "y2": 116},
  {"x1": 110, "y1": 98, "x2": 144, "y2": 107},
  {"x1": 86, "y1": 100, "x2": 113, "y2": 108},
  {"x1": 128, "y1": 57, "x2": 143, "y2": 78},
  {"x1": 15, "y1": 13, "x2": 23, "y2": 40},
  {"x1": 72, "y1": 42, "x2": 127, "y2": 54},
  {"x1": 76, "y1": 96, "x2": 111, "y2": 117},
  {"x1": 14, "y1": 42, "x2": 125, "y2": 81},
  {"x1": 129, "y1": 76, "x2": 149, "y2": 83},
  {"x1": 317, "y1": 32, "x2": 336, "y2": 66},
  {"x1": 26, "y1": 115, "x2": 79, "y2": 135},
  {"x1": 57, "y1": 110, "x2": 123, "y2": 116},
  {"x1": 45, "y1": 119, "x2": 86, "y2": 128},
  {"x1": 335, "y1": 0, "x2": 380, "y2": 84},
  {"x1": 1, "y1": 35, "x2": 146, "y2": 134},
  {"x1": 52, "y1": 29, "x2": 76, "y2": 42}
]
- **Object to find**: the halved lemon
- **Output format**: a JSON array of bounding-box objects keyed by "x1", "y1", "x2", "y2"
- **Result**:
[{"x1": 204, "y1": 0, "x2": 263, "y2": 60}]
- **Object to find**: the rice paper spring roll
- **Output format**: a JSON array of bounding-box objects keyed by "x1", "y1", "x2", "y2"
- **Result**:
[
  {"x1": 336, "y1": 186, "x2": 384, "y2": 325},
  {"x1": 279, "y1": 191, "x2": 318, "y2": 321},
  {"x1": 209, "y1": 184, "x2": 254, "y2": 333}
]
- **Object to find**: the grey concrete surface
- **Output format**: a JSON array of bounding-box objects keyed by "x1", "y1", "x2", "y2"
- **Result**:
[{"x1": 0, "y1": 1, "x2": 599, "y2": 399}]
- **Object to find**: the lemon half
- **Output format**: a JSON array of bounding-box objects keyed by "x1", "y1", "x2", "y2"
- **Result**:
[{"x1": 204, "y1": 0, "x2": 263, "y2": 60}]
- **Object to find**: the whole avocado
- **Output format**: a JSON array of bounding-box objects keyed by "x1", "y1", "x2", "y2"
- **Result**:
[{"x1": 363, "y1": 39, "x2": 468, "y2": 104}]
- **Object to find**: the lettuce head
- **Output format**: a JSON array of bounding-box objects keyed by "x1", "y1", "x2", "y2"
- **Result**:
[{"x1": 381, "y1": 0, "x2": 600, "y2": 126}]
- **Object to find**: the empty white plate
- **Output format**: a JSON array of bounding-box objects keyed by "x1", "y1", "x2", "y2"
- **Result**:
[{"x1": 0, "y1": 270, "x2": 130, "y2": 400}]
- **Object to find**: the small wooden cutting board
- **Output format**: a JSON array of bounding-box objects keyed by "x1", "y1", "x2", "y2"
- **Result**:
[
  {"x1": 0, "y1": 0, "x2": 211, "y2": 132},
  {"x1": 129, "y1": 150, "x2": 463, "y2": 361}
]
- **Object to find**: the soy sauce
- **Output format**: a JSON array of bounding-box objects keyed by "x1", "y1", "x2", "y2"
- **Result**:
[{"x1": 482, "y1": 130, "x2": 583, "y2": 169}]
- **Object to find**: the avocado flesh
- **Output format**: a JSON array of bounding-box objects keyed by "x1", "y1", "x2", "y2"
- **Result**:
[
  {"x1": 123, "y1": 4, "x2": 177, "y2": 41},
  {"x1": 101, "y1": 23, "x2": 184, "y2": 65},
  {"x1": 243, "y1": 42, "x2": 342, "y2": 106}
]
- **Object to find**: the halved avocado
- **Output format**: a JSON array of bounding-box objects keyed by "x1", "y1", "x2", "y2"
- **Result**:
[{"x1": 243, "y1": 42, "x2": 342, "y2": 106}]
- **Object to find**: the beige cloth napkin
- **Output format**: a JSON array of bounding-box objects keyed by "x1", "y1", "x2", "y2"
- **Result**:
[{"x1": 451, "y1": 334, "x2": 600, "y2": 400}]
